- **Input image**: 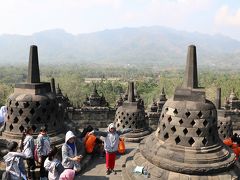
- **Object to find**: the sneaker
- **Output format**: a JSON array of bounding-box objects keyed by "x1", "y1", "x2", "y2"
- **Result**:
[
  {"x1": 112, "y1": 169, "x2": 117, "y2": 175},
  {"x1": 106, "y1": 169, "x2": 111, "y2": 175}
]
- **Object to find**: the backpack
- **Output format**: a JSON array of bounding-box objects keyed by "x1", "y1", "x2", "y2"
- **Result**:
[
  {"x1": 85, "y1": 134, "x2": 97, "y2": 153},
  {"x1": 118, "y1": 137, "x2": 125, "y2": 154}
]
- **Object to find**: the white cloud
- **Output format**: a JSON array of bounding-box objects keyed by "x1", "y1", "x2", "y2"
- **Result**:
[{"x1": 215, "y1": 5, "x2": 240, "y2": 27}]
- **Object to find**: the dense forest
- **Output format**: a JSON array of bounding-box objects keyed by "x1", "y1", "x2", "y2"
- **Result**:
[{"x1": 0, "y1": 64, "x2": 240, "y2": 108}]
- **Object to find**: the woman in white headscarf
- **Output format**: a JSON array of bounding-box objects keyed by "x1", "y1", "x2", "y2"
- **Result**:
[{"x1": 62, "y1": 131, "x2": 82, "y2": 172}]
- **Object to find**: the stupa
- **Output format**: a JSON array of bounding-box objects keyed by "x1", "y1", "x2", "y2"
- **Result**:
[
  {"x1": 1, "y1": 45, "x2": 64, "y2": 145},
  {"x1": 114, "y1": 81, "x2": 151, "y2": 142},
  {"x1": 216, "y1": 88, "x2": 233, "y2": 140}
]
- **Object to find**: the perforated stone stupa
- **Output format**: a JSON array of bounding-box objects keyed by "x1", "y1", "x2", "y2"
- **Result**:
[
  {"x1": 216, "y1": 88, "x2": 233, "y2": 140},
  {"x1": 123, "y1": 45, "x2": 240, "y2": 179},
  {"x1": 114, "y1": 81, "x2": 150, "y2": 142},
  {"x1": 2, "y1": 45, "x2": 64, "y2": 145},
  {"x1": 83, "y1": 84, "x2": 108, "y2": 107},
  {"x1": 147, "y1": 88, "x2": 167, "y2": 130}
]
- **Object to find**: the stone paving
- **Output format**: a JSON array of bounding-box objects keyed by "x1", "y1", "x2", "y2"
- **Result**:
[{"x1": 77, "y1": 142, "x2": 138, "y2": 180}]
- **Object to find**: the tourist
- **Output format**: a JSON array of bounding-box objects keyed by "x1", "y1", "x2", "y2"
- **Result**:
[
  {"x1": 3, "y1": 141, "x2": 27, "y2": 180},
  {"x1": 20, "y1": 126, "x2": 36, "y2": 180},
  {"x1": 37, "y1": 126, "x2": 51, "y2": 180},
  {"x1": 81, "y1": 125, "x2": 104, "y2": 156},
  {"x1": 44, "y1": 146, "x2": 64, "y2": 180},
  {"x1": 89, "y1": 123, "x2": 131, "y2": 175},
  {"x1": 62, "y1": 130, "x2": 82, "y2": 172},
  {"x1": 0, "y1": 106, "x2": 7, "y2": 131}
]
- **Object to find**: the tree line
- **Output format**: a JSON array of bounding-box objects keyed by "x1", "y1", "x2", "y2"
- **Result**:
[{"x1": 0, "y1": 65, "x2": 240, "y2": 108}]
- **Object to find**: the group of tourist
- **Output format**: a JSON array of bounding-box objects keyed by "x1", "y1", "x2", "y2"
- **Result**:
[
  {"x1": 3, "y1": 126, "x2": 80, "y2": 180},
  {"x1": 2, "y1": 123, "x2": 131, "y2": 179}
]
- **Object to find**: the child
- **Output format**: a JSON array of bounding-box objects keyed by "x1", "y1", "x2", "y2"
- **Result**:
[
  {"x1": 44, "y1": 147, "x2": 64, "y2": 180},
  {"x1": 20, "y1": 126, "x2": 36, "y2": 179},
  {"x1": 3, "y1": 141, "x2": 27, "y2": 180},
  {"x1": 62, "y1": 131, "x2": 82, "y2": 172},
  {"x1": 90, "y1": 123, "x2": 131, "y2": 175},
  {"x1": 36, "y1": 126, "x2": 51, "y2": 179}
]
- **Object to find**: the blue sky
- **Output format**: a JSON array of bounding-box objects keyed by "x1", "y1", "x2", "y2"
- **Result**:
[{"x1": 0, "y1": 0, "x2": 239, "y2": 40}]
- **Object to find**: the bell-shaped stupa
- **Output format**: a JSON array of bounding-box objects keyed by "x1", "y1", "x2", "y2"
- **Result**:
[
  {"x1": 2, "y1": 45, "x2": 64, "y2": 145},
  {"x1": 114, "y1": 81, "x2": 150, "y2": 142}
]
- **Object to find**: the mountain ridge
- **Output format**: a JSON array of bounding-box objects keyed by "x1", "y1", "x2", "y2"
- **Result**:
[{"x1": 0, "y1": 26, "x2": 239, "y2": 68}]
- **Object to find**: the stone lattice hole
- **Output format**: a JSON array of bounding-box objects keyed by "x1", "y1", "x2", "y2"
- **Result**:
[
  {"x1": 162, "y1": 123, "x2": 166, "y2": 130},
  {"x1": 15, "y1": 101, "x2": 19, "y2": 107},
  {"x1": 19, "y1": 109, "x2": 23, "y2": 116},
  {"x1": 164, "y1": 132, "x2": 169, "y2": 140},
  {"x1": 19, "y1": 125, "x2": 24, "y2": 132},
  {"x1": 168, "y1": 116, "x2": 172, "y2": 123},
  {"x1": 173, "y1": 109, "x2": 178, "y2": 115},
  {"x1": 10, "y1": 108, "x2": 13, "y2": 114},
  {"x1": 24, "y1": 117, "x2": 30, "y2": 124},
  {"x1": 179, "y1": 119, "x2": 183, "y2": 125},
  {"x1": 36, "y1": 101, "x2": 40, "y2": 107},
  {"x1": 188, "y1": 137, "x2": 195, "y2": 146},
  {"x1": 165, "y1": 107, "x2": 168, "y2": 112},
  {"x1": 24, "y1": 102, "x2": 30, "y2": 108},
  {"x1": 175, "y1": 136, "x2": 181, "y2": 144},
  {"x1": 125, "y1": 121, "x2": 128, "y2": 125},
  {"x1": 171, "y1": 126, "x2": 176, "y2": 133},
  {"x1": 202, "y1": 137, "x2": 207, "y2": 145},
  {"x1": 30, "y1": 108, "x2": 35, "y2": 115},
  {"x1": 190, "y1": 120, "x2": 195, "y2": 126},
  {"x1": 132, "y1": 121, "x2": 135, "y2": 124},
  {"x1": 185, "y1": 112, "x2": 191, "y2": 118},
  {"x1": 13, "y1": 117, "x2": 19, "y2": 123},
  {"x1": 196, "y1": 128, "x2": 202, "y2": 136},
  {"x1": 126, "y1": 113, "x2": 129, "y2": 116},
  {"x1": 9, "y1": 124, "x2": 13, "y2": 131},
  {"x1": 197, "y1": 111, "x2": 203, "y2": 118},
  {"x1": 203, "y1": 119, "x2": 208, "y2": 127},
  {"x1": 183, "y1": 128, "x2": 188, "y2": 135}
]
